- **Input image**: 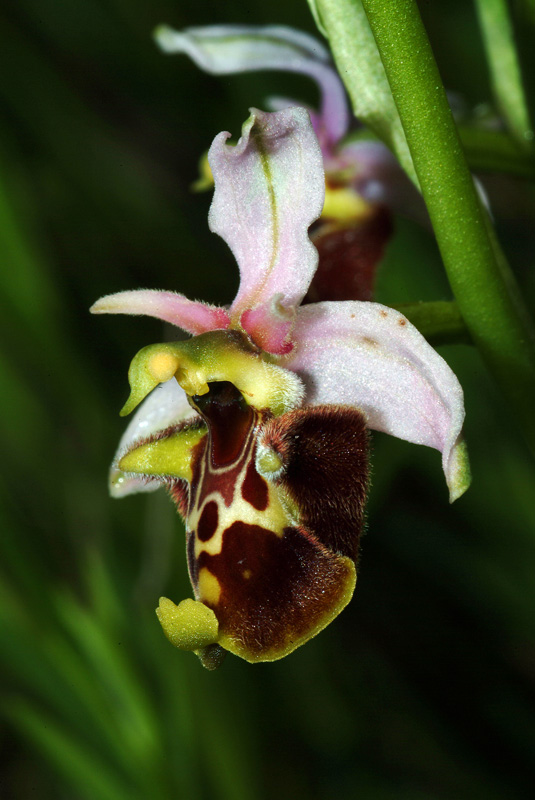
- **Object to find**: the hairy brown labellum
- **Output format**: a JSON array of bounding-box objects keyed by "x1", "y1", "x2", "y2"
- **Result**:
[
  {"x1": 120, "y1": 379, "x2": 369, "y2": 663},
  {"x1": 258, "y1": 405, "x2": 369, "y2": 561},
  {"x1": 181, "y1": 382, "x2": 368, "y2": 662}
]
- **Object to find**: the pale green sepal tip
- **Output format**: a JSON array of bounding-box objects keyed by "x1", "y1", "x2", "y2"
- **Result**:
[
  {"x1": 156, "y1": 597, "x2": 219, "y2": 651},
  {"x1": 191, "y1": 176, "x2": 213, "y2": 193},
  {"x1": 448, "y1": 438, "x2": 472, "y2": 503},
  {"x1": 153, "y1": 23, "x2": 173, "y2": 50},
  {"x1": 191, "y1": 152, "x2": 214, "y2": 193},
  {"x1": 307, "y1": 0, "x2": 328, "y2": 37}
]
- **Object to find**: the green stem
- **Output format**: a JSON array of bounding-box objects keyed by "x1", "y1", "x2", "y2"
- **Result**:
[
  {"x1": 459, "y1": 126, "x2": 535, "y2": 179},
  {"x1": 474, "y1": 0, "x2": 533, "y2": 148},
  {"x1": 394, "y1": 301, "x2": 471, "y2": 347},
  {"x1": 358, "y1": 0, "x2": 535, "y2": 450}
]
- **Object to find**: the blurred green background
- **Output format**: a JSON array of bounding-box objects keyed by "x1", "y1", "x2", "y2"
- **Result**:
[{"x1": 2, "y1": 1, "x2": 535, "y2": 797}]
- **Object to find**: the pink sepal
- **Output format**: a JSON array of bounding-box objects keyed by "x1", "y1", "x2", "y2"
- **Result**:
[
  {"x1": 285, "y1": 301, "x2": 468, "y2": 499},
  {"x1": 156, "y1": 24, "x2": 349, "y2": 147},
  {"x1": 208, "y1": 108, "x2": 324, "y2": 321}
]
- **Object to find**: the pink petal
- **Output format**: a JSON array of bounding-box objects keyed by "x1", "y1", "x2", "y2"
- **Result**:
[
  {"x1": 285, "y1": 301, "x2": 470, "y2": 501},
  {"x1": 155, "y1": 24, "x2": 349, "y2": 146},
  {"x1": 110, "y1": 378, "x2": 198, "y2": 498},
  {"x1": 90, "y1": 290, "x2": 230, "y2": 335},
  {"x1": 240, "y1": 297, "x2": 295, "y2": 355},
  {"x1": 208, "y1": 108, "x2": 325, "y2": 322}
]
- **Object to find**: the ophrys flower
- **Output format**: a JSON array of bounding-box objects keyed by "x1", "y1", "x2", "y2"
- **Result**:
[
  {"x1": 155, "y1": 23, "x2": 425, "y2": 301},
  {"x1": 92, "y1": 108, "x2": 469, "y2": 668}
]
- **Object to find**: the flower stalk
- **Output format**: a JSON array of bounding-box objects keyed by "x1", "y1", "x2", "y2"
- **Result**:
[
  {"x1": 459, "y1": 127, "x2": 535, "y2": 180},
  {"x1": 317, "y1": 0, "x2": 535, "y2": 452},
  {"x1": 474, "y1": 0, "x2": 533, "y2": 148},
  {"x1": 394, "y1": 301, "x2": 471, "y2": 348}
]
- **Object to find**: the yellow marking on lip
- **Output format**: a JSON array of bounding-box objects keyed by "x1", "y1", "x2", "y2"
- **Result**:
[
  {"x1": 197, "y1": 568, "x2": 222, "y2": 605},
  {"x1": 193, "y1": 483, "x2": 289, "y2": 559}
]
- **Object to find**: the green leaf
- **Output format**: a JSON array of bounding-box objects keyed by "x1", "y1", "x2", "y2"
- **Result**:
[
  {"x1": 306, "y1": 0, "x2": 328, "y2": 35},
  {"x1": 54, "y1": 592, "x2": 162, "y2": 762},
  {"x1": 311, "y1": 0, "x2": 418, "y2": 185},
  {"x1": 4, "y1": 700, "x2": 133, "y2": 800}
]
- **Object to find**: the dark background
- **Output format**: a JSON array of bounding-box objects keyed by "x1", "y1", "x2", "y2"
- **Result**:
[{"x1": 1, "y1": 1, "x2": 535, "y2": 798}]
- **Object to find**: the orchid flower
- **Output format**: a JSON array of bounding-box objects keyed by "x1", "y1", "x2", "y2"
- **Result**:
[
  {"x1": 155, "y1": 24, "x2": 414, "y2": 210},
  {"x1": 155, "y1": 23, "x2": 424, "y2": 301},
  {"x1": 91, "y1": 108, "x2": 470, "y2": 668}
]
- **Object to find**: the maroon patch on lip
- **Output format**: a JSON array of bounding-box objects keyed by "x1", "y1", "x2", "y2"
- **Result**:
[
  {"x1": 193, "y1": 382, "x2": 255, "y2": 468},
  {"x1": 258, "y1": 405, "x2": 369, "y2": 561},
  {"x1": 306, "y1": 206, "x2": 393, "y2": 303},
  {"x1": 197, "y1": 500, "x2": 219, "y2": 542},
  {"x1": 197, "y1": 522, "x2": 353, "y2": 659},
  {"x1": 241, "y1": 457, "x2": 269, "y2": 511},
  {"x1": 189, "y1": 382, "x2": 262, "y2": 509}
]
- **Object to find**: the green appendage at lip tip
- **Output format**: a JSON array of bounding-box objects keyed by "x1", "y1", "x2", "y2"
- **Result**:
[
  {"x1": 156, "y1": 597, "x2": 226, "y2": 669},
  {"x1": 156, "y1": 597, "x2": 220, "y2": 651}
]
